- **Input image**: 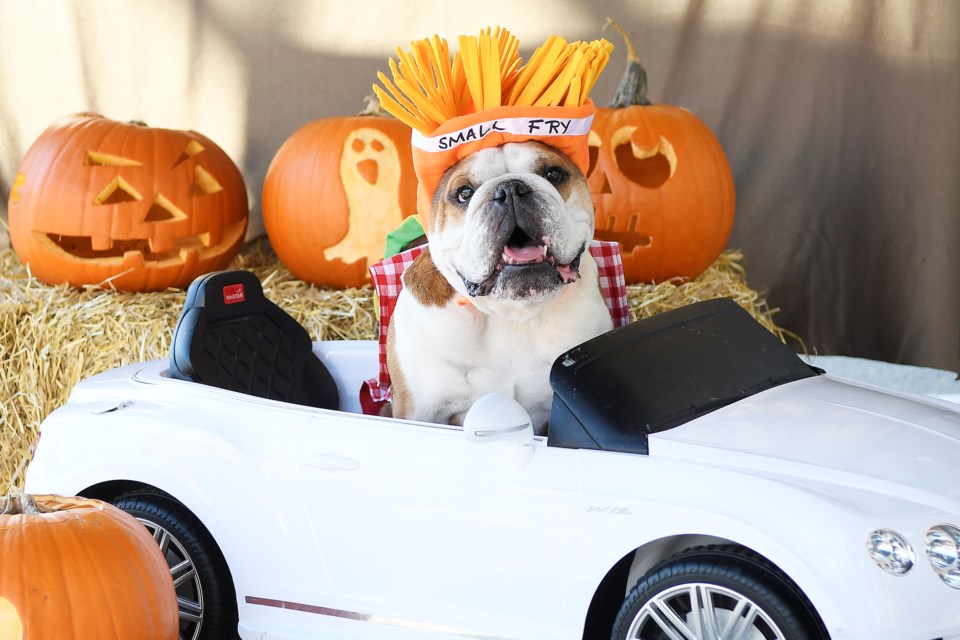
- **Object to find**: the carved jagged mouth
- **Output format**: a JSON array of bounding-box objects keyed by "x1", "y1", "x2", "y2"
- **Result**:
[
  {"x1": 461, "y1": 227, "x2": 584, "y2": 298},
  {"x1": 32, "y1": 220, "x2": 246, "y2": 266}
]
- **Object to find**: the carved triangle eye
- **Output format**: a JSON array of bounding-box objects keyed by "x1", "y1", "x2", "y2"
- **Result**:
[
  {"x1": 193, "y1": 165, "x2": 223, "y2": 195},
  {"x1": 93, "y1": 177, "x2": 143, "y2": 205},
  {"x1": 85, "y1": 151, "x2": 143, "y2": 167},
  {"x1": 586, "y1": 130, "x2": 602, "y2": 178},
  {"x1": 10, "y1": 172, "x2": 25, "y2": 204},
  {"x1": 174, "y1": 140, "x2": 205, "y2": 167},
  {"x1": 143, "y1": 194, "x2": 188, "y2": 222},
  {"x1": 586, "y1": 131, "x2": 611, "y2": 194}
]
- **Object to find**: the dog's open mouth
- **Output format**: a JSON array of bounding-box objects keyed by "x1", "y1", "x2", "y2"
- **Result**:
[
  {"x1": 501, "y1": 228, "x2": 582, "y2": 283},
  {"x1": 461, "y1": 227, "x2": 584, "y2": 298}
]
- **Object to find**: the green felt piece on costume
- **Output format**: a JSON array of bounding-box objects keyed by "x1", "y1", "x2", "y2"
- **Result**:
[{"x1": 384, "y1": 215, "x2": 425, "y2": 259}]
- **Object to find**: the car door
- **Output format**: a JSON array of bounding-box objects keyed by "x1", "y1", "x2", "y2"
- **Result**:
[{"x1": 296, "y1": 412, "x2": 587, "y2": 639}]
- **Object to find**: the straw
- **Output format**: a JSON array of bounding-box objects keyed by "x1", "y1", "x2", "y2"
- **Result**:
[{"x1": 0, "y1": 241, "x2": 786, "y2": 490}]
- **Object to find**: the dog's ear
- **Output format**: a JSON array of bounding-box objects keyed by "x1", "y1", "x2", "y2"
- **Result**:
[{"x1": 403, "y1": 248, "x2": 456, "y2": 308}]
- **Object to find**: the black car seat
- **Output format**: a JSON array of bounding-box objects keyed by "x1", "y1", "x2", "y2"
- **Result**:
[{"x1": 169, "y1": 270, "x2": 339, "y2": 410}]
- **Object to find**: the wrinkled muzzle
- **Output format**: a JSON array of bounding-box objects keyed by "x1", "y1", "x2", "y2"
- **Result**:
[{"x1": 458, "y1": 177, "x2": 584, "y2": 300}]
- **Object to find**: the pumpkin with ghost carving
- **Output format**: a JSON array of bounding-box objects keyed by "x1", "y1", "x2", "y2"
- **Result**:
[
  {"x1": 587, "y1": 23, "x2": 735, "y2": 284},
  {"x1": 262, "y1": 110, "x2": 417, "y2": 289},
  {"x1": 8, "y1": 113, "x2": 248, "y2": 292}
]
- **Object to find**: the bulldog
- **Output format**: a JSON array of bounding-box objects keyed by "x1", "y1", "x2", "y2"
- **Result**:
[{"x1": 386, "y1": 140, "x2": 613, "y2": 434}]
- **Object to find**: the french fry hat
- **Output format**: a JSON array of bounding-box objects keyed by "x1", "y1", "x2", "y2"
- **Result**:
[{"x1": 374, "y1": 27, "x2": 614, "y2": 235}]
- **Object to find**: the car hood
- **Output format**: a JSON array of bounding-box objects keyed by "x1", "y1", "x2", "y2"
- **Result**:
[{"x1": 649, "y1": 375, "x2": 960, "y2": 508}]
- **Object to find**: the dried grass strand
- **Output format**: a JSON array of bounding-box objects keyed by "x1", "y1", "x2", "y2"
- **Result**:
[{"x1": 0, "y1": 242, "x2": 783, "y2": 490}]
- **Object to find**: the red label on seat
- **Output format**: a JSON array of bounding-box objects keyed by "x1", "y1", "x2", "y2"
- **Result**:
[{"x1": 223, "y1": 283, "x2": 245, "y2": 305}]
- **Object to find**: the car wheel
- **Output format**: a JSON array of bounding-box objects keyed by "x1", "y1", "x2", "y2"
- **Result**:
[
  {"x1": 611, "y1": 545, "x2": 825, "y2": 640},
  {"x1": 113, "y1": 492, "x2": 239, "y2": 640}
]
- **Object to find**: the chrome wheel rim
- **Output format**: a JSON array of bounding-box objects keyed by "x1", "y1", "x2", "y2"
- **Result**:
[
  {"x1": 626, "y1": 583, "x2": 787, "y2": 640},
  {"x1": 138, "y1": 517, "x2": 204, "y2": 640}
]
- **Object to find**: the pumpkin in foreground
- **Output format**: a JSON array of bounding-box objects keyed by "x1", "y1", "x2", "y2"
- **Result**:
[
  {"x1": 262, "y1": 107, "x2": 418, "y2": 289},
  {"x1": 588, "y1": 22, "x2": 736, "y2": 284},
  {"x1": 0, "y1": 491, "x2": 178, "y2": 640},
  {"x1": 8, "y1": 112, "x2": 249, "y2": 292}
]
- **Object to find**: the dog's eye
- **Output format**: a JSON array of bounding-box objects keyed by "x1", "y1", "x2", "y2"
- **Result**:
[
  {"x1": 544, "y1": 166, "x2": 568, "y2": 185},
  {"x1": 455, "y1": 185, "x2": 474, "y2": 204}
]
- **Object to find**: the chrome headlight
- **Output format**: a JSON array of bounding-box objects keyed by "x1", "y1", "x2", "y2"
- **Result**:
[
  {"x1": 926, "y1": 524, "x2": 960, "y2": 589},
  {"x1": 867, "y1": 529, "x2": 915, "y2": 575}
]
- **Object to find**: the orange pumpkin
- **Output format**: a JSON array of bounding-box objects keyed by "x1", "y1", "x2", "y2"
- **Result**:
[
  {"x1": 262, "y1": 106, "x2": 417, "y2": 289},
  {"x1": 588, "y1": 23, "x2": 735, "y2": 284},
  {"x1": 0, "y1": 492, "x2": 178, "y2": 639},
  {"x1": 8, "y1": 113, "x2": 249, "y2": 292}
]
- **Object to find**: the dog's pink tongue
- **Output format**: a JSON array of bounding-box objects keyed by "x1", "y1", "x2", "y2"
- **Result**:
[{"x1": 503, "y1": 244, "x2": 544, "y2": 264}]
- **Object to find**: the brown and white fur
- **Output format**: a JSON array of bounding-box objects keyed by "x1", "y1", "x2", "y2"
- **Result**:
[{"x1": 387, "y1": 141, "x2": 612, "y2": 434}]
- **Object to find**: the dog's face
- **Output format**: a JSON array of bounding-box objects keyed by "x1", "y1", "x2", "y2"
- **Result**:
[{"x1": 428, "y1": 141, "x2": 595, "y2": 305}]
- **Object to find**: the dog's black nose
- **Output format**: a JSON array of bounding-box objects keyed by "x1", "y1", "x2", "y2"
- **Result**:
[{"x1": 493, "y1": 179, "x2": 531, "y2": 202}]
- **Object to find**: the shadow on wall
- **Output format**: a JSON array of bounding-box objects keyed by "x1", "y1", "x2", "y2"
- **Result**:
[
  {"x1": 199, "y1": 0, "x2": 960, "y2": 372},
  {"x1": 188, "y1": 0, "x2": 631, "y2": 237}
]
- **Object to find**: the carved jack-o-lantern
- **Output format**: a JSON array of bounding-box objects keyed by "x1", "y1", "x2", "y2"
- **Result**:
[
  {"x1": 262, "y1": 111, "x2": 417, "y2": 289},
  {"x1": 8, "y1": 113, "x2": 248, "y2": 291},
  {"x1": 587, "y1": 24, "x2": 735, "y2": 284}
]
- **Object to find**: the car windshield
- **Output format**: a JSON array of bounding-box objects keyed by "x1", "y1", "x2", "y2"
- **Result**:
[{"x1": 548, "y1": 298, "x2": 820, "y2": 453}]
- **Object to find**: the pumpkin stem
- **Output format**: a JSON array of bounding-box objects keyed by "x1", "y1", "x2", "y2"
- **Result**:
[
  {"x1": 0, "y1": 488, "x2": 52, "y2": 516},
  {"x1": 127, "y1": 120, "x2": 149, "y2": 127},
  {"x1": 604, "y1": 18, "x2": 652, "y2": 107},
  {"x1": 359, "y1": 95, "x2": 390, "y2": 117}
]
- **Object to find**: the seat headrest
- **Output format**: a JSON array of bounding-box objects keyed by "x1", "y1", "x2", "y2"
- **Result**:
[
  {"x1": 168, "y1": 269, "x2": 340, "y2": 411},
  {"x1": 184, "y1": 270, "x2": 267, "y2": 323}
]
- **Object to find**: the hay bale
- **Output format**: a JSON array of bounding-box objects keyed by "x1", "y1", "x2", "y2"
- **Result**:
[{"x1": 0, "y1": 241, "x2": 786, "y2": 490}]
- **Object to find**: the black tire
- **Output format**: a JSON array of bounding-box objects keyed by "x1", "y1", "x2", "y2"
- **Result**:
[
  {"x1": 611, "y1": 545, "x2": 828, "y2": 640},
  {"x1": 113, "y1": 491, "x2": 239, "y2": 640}
]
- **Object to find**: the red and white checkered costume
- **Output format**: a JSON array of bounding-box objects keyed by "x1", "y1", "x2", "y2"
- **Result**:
[{"x1": 361, "y1": 240, "x2": 629, "y2": 414}]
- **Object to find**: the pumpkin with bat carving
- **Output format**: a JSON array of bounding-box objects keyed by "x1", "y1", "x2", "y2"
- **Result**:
[
  {"x1": 588, "y1": 23, "x2": 735, "y2": 284},
  {"x1": 8, "y1": 113, "x2": 248, "y2": 292},
  {"x1": 262, "y1": 111, "x2": 418, "y2": 289}
]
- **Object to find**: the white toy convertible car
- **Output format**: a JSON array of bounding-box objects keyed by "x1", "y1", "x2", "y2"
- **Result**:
[{"x1": 25, "y1": 270, "x2": 960, "y2": 640}]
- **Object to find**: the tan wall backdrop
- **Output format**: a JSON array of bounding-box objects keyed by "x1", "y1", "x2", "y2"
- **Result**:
[{"x1": 1, "y1": 0, "x2": 958, "y2": 373}]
